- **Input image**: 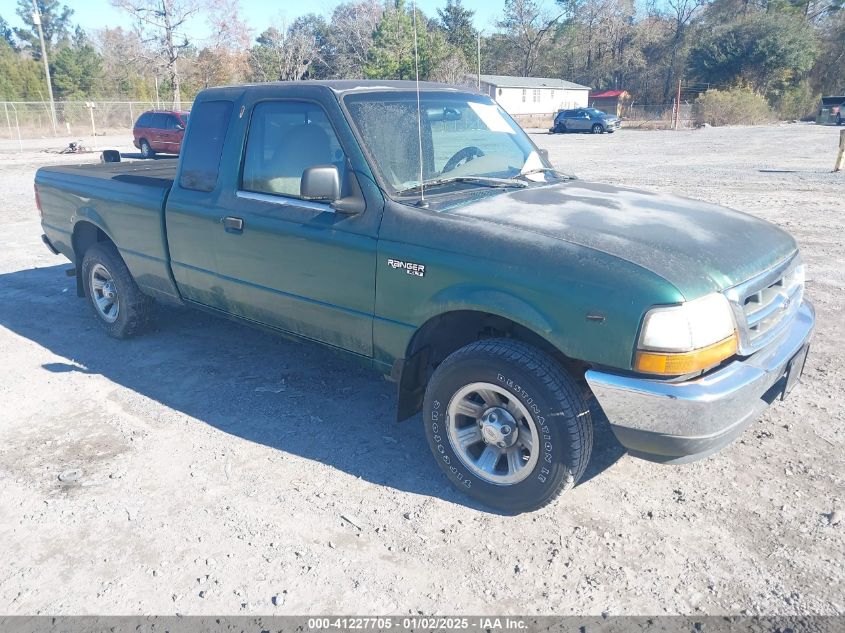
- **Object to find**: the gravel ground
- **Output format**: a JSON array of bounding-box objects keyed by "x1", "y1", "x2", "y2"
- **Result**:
[{"x1": 0, "y1": 125, "x2": 842, "y2": 616}]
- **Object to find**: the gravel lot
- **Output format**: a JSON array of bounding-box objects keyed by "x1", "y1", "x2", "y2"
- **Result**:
[{"x1": 0, "y1": 124, "x2": 843, "y2": 616}]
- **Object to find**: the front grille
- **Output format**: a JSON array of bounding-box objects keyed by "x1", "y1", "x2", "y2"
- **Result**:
[{"x1": 725, "y1": 255, "x2": 804, "y2": 355}]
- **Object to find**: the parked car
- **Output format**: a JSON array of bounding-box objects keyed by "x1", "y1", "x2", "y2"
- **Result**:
[
  {"x1": 550, "y1": 107, "x2": 621, "y2": 134},
  {"x1": 36, "y1": 81, "x2": 813, "y2": 513},
  {"x1": 132, "y1": 110, "x2": 190, "y2": 158}
]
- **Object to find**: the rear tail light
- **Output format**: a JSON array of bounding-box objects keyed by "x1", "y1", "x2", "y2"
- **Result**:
[{"x1": 34, "y1": 184, "x2": 43, "y2": 218}]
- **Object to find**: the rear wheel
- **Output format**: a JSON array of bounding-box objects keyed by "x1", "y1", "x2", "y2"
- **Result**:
[
  {"x1": 140, "y1": 139, "x2": 155, "y2": 158},
  {"x1": 423, "y1": 339, "x2": 593, "y2": 513},
  {"x1": 591, "y1": 123, "x2": 604, "y2": 134},
  {"x1": 81, "y1": 242, "x2": 152, "y2": 339}
]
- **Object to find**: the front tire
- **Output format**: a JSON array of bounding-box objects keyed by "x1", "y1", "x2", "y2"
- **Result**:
[
  {"x1": 591, "y1": 123, "x2": 604, "y2": 134},
  {"x1": 423, "y1": 339, "x2": 593, "y2": 513},
  {"x1": 81, "y1": 242, "x2": 152, "y2": 339}
]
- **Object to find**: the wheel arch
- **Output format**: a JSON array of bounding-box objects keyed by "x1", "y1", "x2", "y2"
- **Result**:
[
  {"x1": 395, "y1": 308, "x2": 587, "y2": 422},
  {"x1": 71, "y1": 219, "x2": 116, "y2": 297}
]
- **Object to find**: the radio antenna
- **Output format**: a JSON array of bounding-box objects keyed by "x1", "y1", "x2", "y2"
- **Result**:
[{"x1": 411, "y1": 0, "x2": 426, "y2": 204}]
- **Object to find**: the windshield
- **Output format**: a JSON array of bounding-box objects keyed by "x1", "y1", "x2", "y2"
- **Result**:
[
  {"x1": 586, "y1": 108, "x2": 608, "y2": 117},
  {"x1": 343, "y1": 91, "x2": 549, "y2": 195}
]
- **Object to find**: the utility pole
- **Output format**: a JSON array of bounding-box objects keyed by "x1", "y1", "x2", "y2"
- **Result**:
[
  {"x1": 31, "y1": 0, "x2": 57, "y2": 135},
  {"x1": 476, "y1": 32, "x2": 481, "y2": 90},
  {"x1": 674, "y1": 78, "x2": 682, "y2": 130}
]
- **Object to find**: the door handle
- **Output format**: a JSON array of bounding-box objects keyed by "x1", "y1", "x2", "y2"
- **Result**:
[{"x1": 222, "y1": 216, "x2": 244, "y2": 233}]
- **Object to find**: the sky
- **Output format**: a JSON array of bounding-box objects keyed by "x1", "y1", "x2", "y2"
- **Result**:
[{"x1": 0, "y1": 0, "x2": 510, "y2": 44}]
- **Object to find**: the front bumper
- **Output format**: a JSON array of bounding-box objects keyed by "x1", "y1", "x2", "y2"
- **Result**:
[{"x1": 585, "y1": 300, "x2": 815, "y2": 464}]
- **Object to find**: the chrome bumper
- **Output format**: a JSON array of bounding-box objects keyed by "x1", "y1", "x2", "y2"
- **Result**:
[{"x1": 585, "y1": 300, "x2": 815, "y2": 463}]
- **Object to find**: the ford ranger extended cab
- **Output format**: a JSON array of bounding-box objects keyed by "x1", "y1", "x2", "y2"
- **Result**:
[{"x1": 36, "y1": 81, "x2": 814, "y2": 513}]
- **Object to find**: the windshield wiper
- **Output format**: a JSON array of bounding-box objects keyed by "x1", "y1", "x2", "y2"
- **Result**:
[
  {"x1": 395, "y1": 176, "x2": 527, "y2": 195},
  {"x1": 518, "y1": 167, "x2": 576, "y2": 180}
]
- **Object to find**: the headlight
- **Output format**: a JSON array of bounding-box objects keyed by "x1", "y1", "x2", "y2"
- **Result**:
[{"x1": 635, "y1": 293, "x2": 738, "y2": 375}]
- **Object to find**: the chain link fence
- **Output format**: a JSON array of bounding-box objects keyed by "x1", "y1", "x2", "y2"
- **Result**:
[
  {"x1": 1, "y1": 99, "x2": 702, "y2": 144},
  {"x1": 1, "y1": 100, "x2": 194, "y2": 141},
  {"x1": 622, "y1": 103, "x2": 700, "y2": 129}
]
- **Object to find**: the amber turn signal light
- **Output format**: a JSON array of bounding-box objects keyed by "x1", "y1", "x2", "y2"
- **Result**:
[{"x1": 635, "y1": 333, "x2": 738, "y2": 376}]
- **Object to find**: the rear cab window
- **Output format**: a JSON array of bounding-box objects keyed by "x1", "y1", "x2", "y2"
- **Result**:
[{"x1": 179, "y1": 100, "x2": 234, "y2": 192}]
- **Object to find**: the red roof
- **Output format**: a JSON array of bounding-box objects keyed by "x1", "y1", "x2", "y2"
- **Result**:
[{"x1": 590, "y1": 90, "x2": 628, "y2": 98}]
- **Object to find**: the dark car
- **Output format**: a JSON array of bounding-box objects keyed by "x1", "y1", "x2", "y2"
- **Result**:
[
  {"x1": 132, "y1": 110, "x2": 190, "y2": 158},
  {"x1": 550, "y1": 107, "x2": 621, "y2": 134}
]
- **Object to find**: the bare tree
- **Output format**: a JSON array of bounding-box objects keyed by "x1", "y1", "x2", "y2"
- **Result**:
[
  {"x1": 325, "y1": 0, "x2": 384, "y2": 78},
  {"x1": 662, "y1": 0, "x2": 705, "y2": 99},
  {"x1": 110, "y1": 0, "x2": 202, "y2": 109},
  {"x1": 429, "y1": 47, "x2": 472, "y2": 85},
  {"x1": 498, "y1": 0, "x2": 563, "y2": 76},
  {"x1": 205, "y1": 0, "x2": 251, "y2": 52},
  {"x1": 248, "y1": 20, "x2": 323, "y2": 82},
  {"x1": 191, "y1": 0, "x2": 251, "y2": 88},
  {"x1": 92, "y1": 26, "x2": 150, "y2": 97}
]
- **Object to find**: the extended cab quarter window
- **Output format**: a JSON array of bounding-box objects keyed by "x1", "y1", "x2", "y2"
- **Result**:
[
  {"x1": 179, "y1": 100, "x2": 233, "y2": 192},
  {"x1": 241, "y1": 101, "x2": 346, "y2": 199}
]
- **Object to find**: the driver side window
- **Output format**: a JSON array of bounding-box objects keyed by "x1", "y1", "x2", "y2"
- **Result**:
[{"x1": 242, "y1": 101, "x2": 346, "y2": 199}]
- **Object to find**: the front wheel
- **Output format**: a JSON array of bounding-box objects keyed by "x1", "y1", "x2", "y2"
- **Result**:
[
  {"x1": 423, "y1": 339, "x2": 593, "y2": 513},
  {"x1": 591, "y1": 123, "x2": 604, "y2": 134}
]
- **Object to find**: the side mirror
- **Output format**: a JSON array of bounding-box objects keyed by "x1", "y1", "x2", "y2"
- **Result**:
[
  {"x1": 101, "y1": 149, "x2": 121, "y2": 163},
  {"x1": 301, "y1": 164, "x2": 340, "y2": 202}
]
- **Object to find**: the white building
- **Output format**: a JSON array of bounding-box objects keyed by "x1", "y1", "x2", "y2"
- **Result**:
[{"x1": 478, "y1": 75, "x2": 590, "y2": 117}]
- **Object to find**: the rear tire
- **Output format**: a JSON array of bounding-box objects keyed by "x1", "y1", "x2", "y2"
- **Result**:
[
  {"x1": 81, "y1": 242, "x2": 152, "y2": 339},
  {"x1": 591, "y1": 123, "x2": 604, "y2": 134},
  {"x1": 423, "y1": 339, "x2": 593, "y2": 513},
  {"x1": 140, "y1": 139, "x2": 155, "y2": 158}
]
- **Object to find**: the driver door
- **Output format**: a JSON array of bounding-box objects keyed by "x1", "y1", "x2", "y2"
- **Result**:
[{"x1": 210, "y1": 99, "x2": 378, "y2": 357}]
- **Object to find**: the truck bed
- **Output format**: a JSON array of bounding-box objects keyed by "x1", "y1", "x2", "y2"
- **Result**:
[
  {"x1": 36, "y1": 158, "x2": 180, "y2": 303},
  {"x1": 41, "y1": 159, "x2": 177, "y2": 189}
]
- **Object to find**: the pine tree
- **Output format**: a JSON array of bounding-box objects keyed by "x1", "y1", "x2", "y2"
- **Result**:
[
  {"x1": 437, "y1": 0, "x2": 477, "y2": 65},
  {"x1": 13, "y1": 0, "x2": 74, "y2": 59}
]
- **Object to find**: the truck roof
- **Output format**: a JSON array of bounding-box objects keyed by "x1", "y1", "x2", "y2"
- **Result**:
[{"x1": 200, "y1": 80, "x2": 470, "y2": 98}]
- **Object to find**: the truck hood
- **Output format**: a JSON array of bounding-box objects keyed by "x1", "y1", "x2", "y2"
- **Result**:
[{"x1": 450, "y1": 180, "x2": 797, "y2": 298}]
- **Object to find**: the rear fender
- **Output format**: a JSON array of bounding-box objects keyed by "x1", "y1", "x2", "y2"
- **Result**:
[{"x1": 71, "y1": 211, "x2": 113, "y2": 296}]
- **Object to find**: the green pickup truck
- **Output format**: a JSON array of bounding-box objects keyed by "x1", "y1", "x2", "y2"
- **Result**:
[{"x1": 36, "y1": 81, "x2": 814, "y2": 513}]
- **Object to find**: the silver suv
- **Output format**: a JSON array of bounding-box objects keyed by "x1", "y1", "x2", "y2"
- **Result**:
[{"x1": 550, "y1": 108, "x2": 621, "y2": 134}]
